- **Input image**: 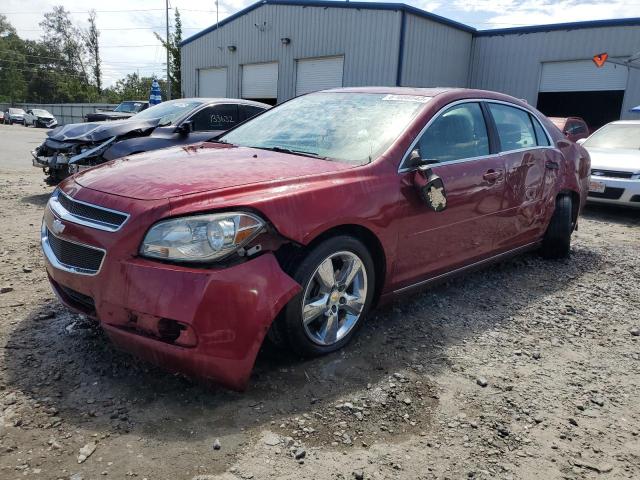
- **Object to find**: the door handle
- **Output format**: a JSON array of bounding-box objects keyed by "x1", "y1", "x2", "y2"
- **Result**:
[
  {"x1": 483, "y1": 170, "x2": 503, "y2": 182},
  {"x1": 545, "y1": 160, "x2": 560, "y2": 170}
]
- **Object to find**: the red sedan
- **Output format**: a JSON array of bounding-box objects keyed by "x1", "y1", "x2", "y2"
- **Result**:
[{"x1": 42, "y1": 88, "x2": 590, "y2": 390}]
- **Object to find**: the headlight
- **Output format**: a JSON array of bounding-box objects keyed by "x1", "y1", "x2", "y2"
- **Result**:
[{"x1": 140, "y1": 212, "x2": 265, "y2": 262}]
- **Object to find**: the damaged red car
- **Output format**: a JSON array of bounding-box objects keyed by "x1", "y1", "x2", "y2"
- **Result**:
[{"x1": 42, "y1": 87, "x2": 590, "y2": 390}]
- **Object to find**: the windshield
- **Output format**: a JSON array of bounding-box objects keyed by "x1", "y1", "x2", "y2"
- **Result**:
[
  {"x1": 131, "y1": 99, "x2": 202, "y2": 125},
  {"x1": 9, "y1": 108, "x2": 25, "y2": 114},
  {"x1": 115, "y1": 101, "x2": 146, "y2": 113},
  {"x1": 32, "y1": 109, "x2": 50, "y2": 116},
  {"x1": 220, "y1": 92, "x2": 430, "y2": 164},
  {"x1": 584, "y1": 124, "x2": 640, "y2": 150}
]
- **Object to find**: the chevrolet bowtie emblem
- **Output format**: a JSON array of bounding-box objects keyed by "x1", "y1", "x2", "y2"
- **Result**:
[{"x1": 51, "y1": 218, "x2": 65, "y2": 235}]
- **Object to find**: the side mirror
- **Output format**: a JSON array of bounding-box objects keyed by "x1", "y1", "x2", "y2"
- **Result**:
[
  {"x1": 176, "y1": 120, "x2": 194, "y2": 135},
  {"x1": 413, "y1": 165, "x2": 447, "y2": 212},
  {"x1": 406, "y1": 148, "x2": 439, "y2": 169}
]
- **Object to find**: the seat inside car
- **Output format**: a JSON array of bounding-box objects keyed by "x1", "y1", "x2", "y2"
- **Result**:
[{"x1": 421, "y1": 112, "x2": 486, "y2": 162}]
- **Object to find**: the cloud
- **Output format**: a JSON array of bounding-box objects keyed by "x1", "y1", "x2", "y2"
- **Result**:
[
  {"x1": 452, "y1": 0, "x2": 640, "y2": 27},
  {"x1": 3, "y1": 0, "x2": 640, "y2": 88}
]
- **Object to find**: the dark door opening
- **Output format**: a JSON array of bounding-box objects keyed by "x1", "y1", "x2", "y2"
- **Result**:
[
  {"x1": 536, "y1": 90, "x2": 624, "y2": 130},
  {"x1": 242, "y1": 97, "x2": 277, "y2": 106}
]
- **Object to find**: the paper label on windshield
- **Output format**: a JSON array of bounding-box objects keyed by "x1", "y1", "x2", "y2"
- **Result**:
[{"x1": 382, "y1": 94, "x2": 431, "y2": 103}]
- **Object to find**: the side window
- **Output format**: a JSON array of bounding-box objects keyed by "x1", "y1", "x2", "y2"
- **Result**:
[
  {"x1": 413, "y1": 102, "x2": 490, "y2": 165},
  {"x1": 567, "y1": 121, "x2": 587, "y2": 135},
  {"x1": 488, "y1": 103, "x2": 537, "y2": 152},
  {"x1": 530, "y1": 114, "x2": 551, "y2": 146},
  {"x1": 190, "y1": 104, "x2": 239, "y2": 131},
  {"x1": 239, "y1": 105, "x2": 265, "y2": 122}
]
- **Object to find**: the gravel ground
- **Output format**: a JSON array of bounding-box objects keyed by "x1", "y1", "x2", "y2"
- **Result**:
[{"x1": 0, "y1": 123, "x2": 639, "y2": 480}]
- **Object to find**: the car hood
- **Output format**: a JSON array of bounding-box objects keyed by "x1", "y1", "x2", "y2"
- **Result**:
[
  {"x1": 586, "y1": 147, "x2": 640, "y2": 173},
  {"x1": 74, "y1": 143, "x2": 354, "y2": 200},
  {"x1": 47, "y1": 118, "x2": 161, "y2": 143}
]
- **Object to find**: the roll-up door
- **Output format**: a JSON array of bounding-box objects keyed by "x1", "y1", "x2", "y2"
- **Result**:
[
  {"x1": 295, "y1": 56, "x2": 344, "y2": 95},
  {"x1": 241, "y1": 62, "x2": 278, "y2": 101},
  {"x1": 539, "y1": 60, "x2": 628, "y2": 92},
  {"x1": 198, "y1": 68, "x2": 227, "y2": 97}
]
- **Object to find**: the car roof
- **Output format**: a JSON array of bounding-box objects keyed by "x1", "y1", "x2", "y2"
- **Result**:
[
  {"x1": 608, "y1": 120, "x2": 640, "y2": 125},
  {"x1": 316, "y1": 87, "x2": 536, "y2": 109},
  {"x1": 188, "y1": 97, "x2": 271, "y2": 108}
]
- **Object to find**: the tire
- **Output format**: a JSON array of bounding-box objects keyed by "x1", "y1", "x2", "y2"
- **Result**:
[
  {"x1": 274, "y1": 235, "x2": 375, "y2": 357},
  {"x1": 45, "y1": 166, "x2": 71, "y2": 186},
  {"x1": 541, "y1": 195, "x2": 573, "y2": 259}
]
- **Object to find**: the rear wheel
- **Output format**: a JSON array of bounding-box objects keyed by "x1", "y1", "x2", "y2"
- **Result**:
[
  {"x1": 274, "y1": 235, "x2": 375, "y2": 357},
  {"x1": 541, "y1": 195, "x2": 574, "y2": 259}
]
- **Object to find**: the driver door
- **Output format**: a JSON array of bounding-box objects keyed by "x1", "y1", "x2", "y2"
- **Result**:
[{"x1": 394, "y1": 101, "x2": 507, "y2": 289}]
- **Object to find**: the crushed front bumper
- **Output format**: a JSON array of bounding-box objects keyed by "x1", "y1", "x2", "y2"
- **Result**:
[{"x1": 41, "y1": 193, "x2": 301, "y2": 390}]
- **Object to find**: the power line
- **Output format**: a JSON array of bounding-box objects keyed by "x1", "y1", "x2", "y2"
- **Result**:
[
  {"x1": 15, "y1": 26, "x2": 203, "y2": 32},
  {"x1": 0, "y1": 49, "x2": 165, "y2": 64},
  {"x1": 1, "y1": 8, "x2": 216, "y2": 15}
]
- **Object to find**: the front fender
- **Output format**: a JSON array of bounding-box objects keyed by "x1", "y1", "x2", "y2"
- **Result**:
[{"x1": 102, "y1": 136, "x2": 170, "y2": 161}]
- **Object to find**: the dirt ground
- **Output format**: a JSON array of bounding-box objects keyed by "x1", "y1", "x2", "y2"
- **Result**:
[{"x1": 0, "y1": 123, "x2": 639, "y2": 480}]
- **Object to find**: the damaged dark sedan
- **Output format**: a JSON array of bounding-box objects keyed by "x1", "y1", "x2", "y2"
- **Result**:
[
  {"x1": 84, "y1": 101, "x2": 149, "y2": 122},
  {"x1": 32, "y1": 98, "x2": 270, "y2": 183}
]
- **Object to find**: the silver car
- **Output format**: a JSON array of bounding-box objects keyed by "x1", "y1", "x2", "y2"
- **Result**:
[
  {"x1": 23, "y1": 109, "x2": 58, "y2": 128},
  {"x1": 580, "y1": 121, "x2": 640, "y2": 208}
]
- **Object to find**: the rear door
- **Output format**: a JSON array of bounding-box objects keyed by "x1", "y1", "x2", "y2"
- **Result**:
[
  {"x1": 187, "y1": 104, "x2": 241, "y2": 141},
  {"x1": 486, "y1": 102, "x2": 559, "y2": 250},
  {"x1": 395, "y1": 101, "x2": 506, "y2": 288}
]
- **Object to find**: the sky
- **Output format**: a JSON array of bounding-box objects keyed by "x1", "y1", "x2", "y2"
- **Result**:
[{"x1": 2, "y1": 0, "x2": 640, "y2": 87}]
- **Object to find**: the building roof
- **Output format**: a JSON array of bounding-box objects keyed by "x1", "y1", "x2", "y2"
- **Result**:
[
  {"x1": 180, "y1": 0, "x2": 640, "y2": 46},
  {"x1": 475, "y1": 17, "x2": 640, "y2": 37}
]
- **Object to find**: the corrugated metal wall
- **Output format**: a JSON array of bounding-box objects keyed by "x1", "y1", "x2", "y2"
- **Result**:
[
  {"x1": 469, "y1": 26, "x2": 640, "y2": 119},
  {"x1": 401, "y1": 13, "x2": 472, "y2": 88},
  {"x1": 182, "y1": 4, "x2": 403, "y2": 102}
]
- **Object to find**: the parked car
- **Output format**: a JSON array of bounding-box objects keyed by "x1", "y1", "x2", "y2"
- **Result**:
[
  {"x1": 41, "y1": 87, "x2": 589, "y2": 390},
  {"x1": 32, "y1": 98, "x2": 269, "y2": 184},
  {"x1": 580, "y1": 120, "x2": 640, "y2": 208},
  {"x1": 3, "y1": 108, "x2": 26, "y2": 125},
  {"x1": 23, "y1": 109, "x2": 58, "y2": 128},
  {"x1": 549, "y1": 117, "x2": 590, "y2": 143},
  {"x1": 0, "y1": 111, "x2": 4, "y2": 123},
  {"x1": 84, "y1": 101, "x2": 149, "y2": 122}
]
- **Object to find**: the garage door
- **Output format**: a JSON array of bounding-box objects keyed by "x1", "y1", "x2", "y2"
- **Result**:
[
  {"x1": 241, "y1": 62, "x2": 278, "y2": 100},
  {"x1": 198, "y1": 68, "x2": 227, "y2": 97},
  {"x1": 295, "y1": 56, "x2": 344, "y2": 96},
  {"x1": 540, "y1": 60, "x2": 628, "y2": 92}
]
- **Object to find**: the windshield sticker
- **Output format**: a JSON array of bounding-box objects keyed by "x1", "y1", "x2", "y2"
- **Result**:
[{"x1": 382, "y1": 94, "x2": 431, "y2": 103}]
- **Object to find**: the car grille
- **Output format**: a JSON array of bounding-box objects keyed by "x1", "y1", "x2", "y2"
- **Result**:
[
  {"x1": 588, "y1": 187, "x2": 625, "y2": 200},
  {"x1": 46, "y1": 228, "x2": 105, "y2": 274},
  {"x1": 590, "y1": 169, "x2": 634, "y2": 179},
  {"x1": 53, "y1": 190, "x2": 128, "y2": 231}
]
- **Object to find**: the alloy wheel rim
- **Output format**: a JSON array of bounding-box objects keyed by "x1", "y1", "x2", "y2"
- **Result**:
[{"x1": 301, "y1": 251, "x2": 368, "y2": 346}]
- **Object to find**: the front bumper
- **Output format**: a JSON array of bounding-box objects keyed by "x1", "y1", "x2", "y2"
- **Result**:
[
  {"x1": 37, "y1": 119, "x2": 58, "y2": 128},
  {"x1": 41, "y1": 189, "x2": 301, "y2": 390},
  {"x1": 587, "y1": 177, "x2": 640, "y2": 208}
]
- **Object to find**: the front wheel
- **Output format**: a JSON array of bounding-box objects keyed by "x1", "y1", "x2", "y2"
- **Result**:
[
  {"x1": 541, "y1": 195, "x2": 574, "y2": 259},
  {"x1": 274, "y1": 235, "x2": 375, "y2": 357}
]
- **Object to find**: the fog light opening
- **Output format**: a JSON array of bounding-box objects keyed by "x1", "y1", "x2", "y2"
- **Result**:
[{"x1": 157, "y1": 318, "x2": 197, "y2": 347}]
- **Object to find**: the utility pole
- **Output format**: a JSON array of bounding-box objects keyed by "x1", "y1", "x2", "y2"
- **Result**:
[{"x1": 166, "y1": 0, "x2": 172, "y2": 100}]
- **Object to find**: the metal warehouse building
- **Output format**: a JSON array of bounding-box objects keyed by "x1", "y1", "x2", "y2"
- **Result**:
[{"x1": 180, "y1": 0, "x2": 640, "y2": 128}]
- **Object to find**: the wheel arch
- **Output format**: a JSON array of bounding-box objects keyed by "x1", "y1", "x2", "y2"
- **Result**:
[
  {"x1": 557, "y1": 189, "x2": 580, "y2": 226},
  {"x1": 278, "y1": 223, "x2": 387, "y2": 306}
]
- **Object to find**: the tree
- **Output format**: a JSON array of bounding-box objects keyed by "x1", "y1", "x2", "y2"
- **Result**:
[
  {"x1": 154, "y1": 8, "x2": 182, "y2": 98},
  {"x1": 40, "y1": 6, "x2": 88, "y2": 81},
  {"x1": 85, "y1": 10, "x2": 101, "y2": 93},
  {"x1": 102, "y1": 73, "x2": 167, "y2": 103}
]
